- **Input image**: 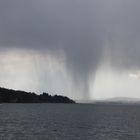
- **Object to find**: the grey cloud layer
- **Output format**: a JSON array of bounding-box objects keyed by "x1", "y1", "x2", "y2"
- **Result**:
[{"x1": 0, "y1": 0, "x2": 140, "y2": 98}]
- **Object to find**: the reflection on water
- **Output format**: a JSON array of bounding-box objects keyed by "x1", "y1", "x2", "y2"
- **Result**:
[{"x1": 0, "y1": 104, "x2": 140, "y2": 140}]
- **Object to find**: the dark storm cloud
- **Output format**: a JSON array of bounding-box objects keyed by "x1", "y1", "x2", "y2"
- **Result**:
[
  {"x1": 0, "y1": 0, "x2": 103, "y2": 98},
  {"x1": 0, "y1": 0, "x2": 140, "y2": 98},
  {"x1": 98, "y1": 0, "x2": 140, "y2": 70}
]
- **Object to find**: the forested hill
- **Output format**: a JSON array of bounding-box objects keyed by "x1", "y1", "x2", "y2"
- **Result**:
[{"x1": 0, "y1": 87, "x2": 75, "y2": 103}]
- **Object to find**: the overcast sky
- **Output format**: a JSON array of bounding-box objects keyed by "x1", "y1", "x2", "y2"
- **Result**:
[{"x1": 0, "y1": 0, "x2": 140, "y2": 100}]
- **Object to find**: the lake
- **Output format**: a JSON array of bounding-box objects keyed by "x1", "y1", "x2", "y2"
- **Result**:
[{"x1": 0, "y1": 103, "x2": 140, "y2": 140}]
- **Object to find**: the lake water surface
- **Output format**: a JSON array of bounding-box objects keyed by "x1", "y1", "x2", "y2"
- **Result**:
[{"x1": 0, "y1": 103, "x2": 140, "y2": 140}]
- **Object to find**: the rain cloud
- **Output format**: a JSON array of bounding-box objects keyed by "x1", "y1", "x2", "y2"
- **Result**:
[{"x1": 0, "y1": 0, "x2": 140, "y2": 99}]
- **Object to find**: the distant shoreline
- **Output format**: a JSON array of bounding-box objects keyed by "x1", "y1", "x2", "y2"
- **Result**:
[{"x1": 0, "y1": 87, "x2": 75, "y2": 104}]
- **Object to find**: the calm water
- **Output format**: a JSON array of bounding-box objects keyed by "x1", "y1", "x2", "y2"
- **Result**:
[{"x1": 0, "y1": 104, "x2": 140, "y2": 140}]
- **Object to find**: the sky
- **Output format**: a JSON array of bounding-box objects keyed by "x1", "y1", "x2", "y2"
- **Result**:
[{"x1": 0, "y1": 0, "x2": 140, "y2": 100}]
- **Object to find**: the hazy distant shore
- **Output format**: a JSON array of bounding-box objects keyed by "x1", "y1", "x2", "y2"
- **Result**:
[{"x1": 77, "y1": 97, "x2": 140, "y2": 105}]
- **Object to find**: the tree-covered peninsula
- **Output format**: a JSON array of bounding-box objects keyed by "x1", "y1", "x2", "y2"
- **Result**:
[{"x1": 0, "y1": 87, "x2": 75, "y2": 103}]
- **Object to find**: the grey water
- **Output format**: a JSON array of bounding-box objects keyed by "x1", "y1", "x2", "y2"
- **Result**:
[{"x1": 0, "y1": 104, "x2": 140, "y2": 140}]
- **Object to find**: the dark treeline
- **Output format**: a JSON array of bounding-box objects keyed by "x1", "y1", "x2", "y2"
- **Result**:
[{"x1": 0, "y1": 87, "x2": 75, "y2": 103}]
